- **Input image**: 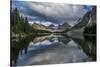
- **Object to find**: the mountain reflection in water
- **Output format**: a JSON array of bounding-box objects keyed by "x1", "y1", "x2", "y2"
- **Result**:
[{"x1": 11, "y1": 34, "x2": 96, "y2": 66}]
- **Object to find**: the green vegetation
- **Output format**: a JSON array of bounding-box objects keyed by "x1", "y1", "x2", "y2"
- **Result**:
[
  {"x1": 83, "y1": 22, "x2": 96, "y2": 61},
  {"x1": 84, "y1": 35, "x2": 96, "y2": 61},
  {"x1": 11, "y1": 8, "x2": 51, "y2": 38},
  {"x1": 11, "y1": 8, "x2": 33, "y2": 36},
  {"x1": 84, "y1": 22, "x2": 96, "y2": 35}
]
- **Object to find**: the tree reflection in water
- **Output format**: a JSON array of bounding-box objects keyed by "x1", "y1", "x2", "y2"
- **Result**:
[{"x1": 11, "y1": 34, "x2": 96, "y2": 66}]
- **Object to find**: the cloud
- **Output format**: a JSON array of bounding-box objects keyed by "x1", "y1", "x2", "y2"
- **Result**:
[{"x1": 12, "y1": 1, "x2": 92, "y2": 26}]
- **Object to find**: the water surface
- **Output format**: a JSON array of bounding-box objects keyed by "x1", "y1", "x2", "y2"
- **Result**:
[{"x1": 11, "y1": 34, "x2": 96, "y2": 66}]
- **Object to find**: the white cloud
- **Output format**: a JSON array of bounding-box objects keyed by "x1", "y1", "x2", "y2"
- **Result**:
[
  {"x1": 13, "y1": 1, "x2": 91, "y2": 26},
  {"x1": 41, "y1": 21, "x2": 52, "y2": 26},
  {"x1": 29, "y1": 20, "x2": 55, "y2": 26},
  {"x1": 26, "y1": 2, "x2": 88, "y2": 25}
]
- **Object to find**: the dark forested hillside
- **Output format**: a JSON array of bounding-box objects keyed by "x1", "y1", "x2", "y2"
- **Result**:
[
  {"x1": 10, "y1": 8, "x2": 51, "y2": 38},
  {"x1": 84, "y1": 6, "x2": 96, "y2": 35},
  {"x1": 11, "y1": 8, "x2": 33, "y2": 36}
]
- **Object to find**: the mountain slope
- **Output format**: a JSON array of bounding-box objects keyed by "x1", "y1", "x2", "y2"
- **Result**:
[
  {"x1": 84, "y1": 6, "x2": 96, "y2": 34},
  {"x1": 72, "y1": 6, "x2": 96, "y2": 30},
  {"x1": 72, "y1": 11, "x2": 90, "y2": 29},
  {"x1": 32, "y1": 23, "x2": 52, "y2": 32},
  {"x1": 58, "y1": 22, "x2": 71, "y2": 29},
  {"x1": 32, "y1": 23, "x2": 48, "y2": 30},
  {"x1": 49, "y1": 24, "x2": 57, "y2": 29}
]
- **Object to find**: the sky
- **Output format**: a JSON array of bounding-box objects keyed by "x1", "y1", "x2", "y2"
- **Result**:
[{"x1": 11, "y1": 0, "x2": 93, "y2": 26}]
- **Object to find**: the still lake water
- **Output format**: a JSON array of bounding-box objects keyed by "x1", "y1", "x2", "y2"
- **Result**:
[{"x1": 11, "y1": 34, "x2": 96, "y2": 66}]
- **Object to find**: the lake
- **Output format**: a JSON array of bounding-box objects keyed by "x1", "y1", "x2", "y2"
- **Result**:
[{"x1": 11, "y1": 34, "x2": 96, "y2": 66}]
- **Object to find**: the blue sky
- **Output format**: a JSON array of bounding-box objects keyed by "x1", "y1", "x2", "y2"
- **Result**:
[{"x1": 11, "y1": 1, "x2": 93, "y2": 26}]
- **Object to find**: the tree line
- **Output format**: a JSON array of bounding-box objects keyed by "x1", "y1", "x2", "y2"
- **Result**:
[
  {"x1": 11, "y1": 8, "x2": 51, "y2": 37},
  {"x1": 11, "y1": 8, "x2": 33, "y2": 35}
]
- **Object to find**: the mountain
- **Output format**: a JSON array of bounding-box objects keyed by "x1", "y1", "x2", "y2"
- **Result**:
[
  {"x1": 72, "y1": 6, "x2": 96, "y2": 30},
  {"x1": 64, "y1": 6, "x2": 96, "y2": 36},
  {"x1": 72, "y1": 11, "x2": 90, "y2": 29},
  {"x1": 86, "y1": 6, "x2": 96, "y2": 27},
  {"x1": 32, "y1": 23, "x2": 52, "y2": 32},
  {"x1": 58, "y1": 22, "x2": 71, "y2": 30},
  {"x1": 32, "y1": 23, "x2": 48, "y2": 30},
  {"x1": 49, "y1": 24, "x2": 55, "y2": 28},
  {"x1": 84, "y1": 6, "x2": 96, "y2": 34},
  {"x1": 49, "y1": 24, "x2": 56, "y2": 29},
  {"x1": 32, "y1": 23, "x2": 49, "y2": 30}
]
